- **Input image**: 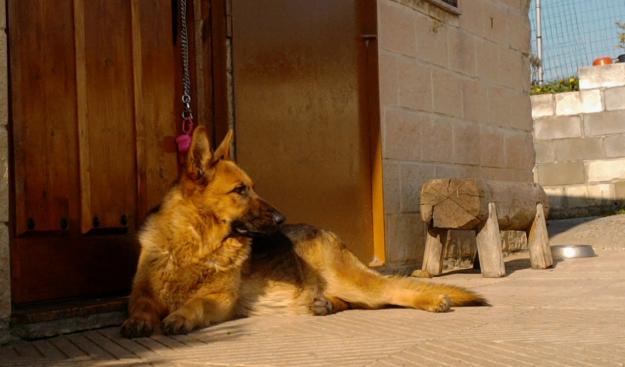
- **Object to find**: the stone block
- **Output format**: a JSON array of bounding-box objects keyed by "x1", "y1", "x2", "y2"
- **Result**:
[
  {"x1": 542, "y1": 186, "x2": 565, "y2": 209},
  {"x1": 579, "y1": 63, "x2": 625, "y2": 90},
  {"x1": 443, "y1": 229, "x2": 477, "y2": 271},
  {"x1": 421, "y1": 115, "x2": 453, "y2": 163},
  {"x1": 555, "y1": 90, "x2": 603, "y2": 116},
  {"x1": 385, "y1": 213, "x2": 425, "y2": 264},
  {"x1": 452, "y1": 122, "x2": 480, "y2": 165},
  {"x1": 397, "y1": 59, "x2": 432, "y2": 112},
  {"x1": 379, "y1": 1, "x2": 416, "y2": 57},
  {"x1": 0, "y1": 0, "x2": 5, "y2": 30},
  {"x1": 587, "y1": 183, "x2": 615, "y2": 205},
  {"x1": 437, "y1": 164, "x2": 480, "y2": 179},
  {"x1": 482, "y1": 3, "x2": 508, "y2": 45},
  {"x1": 476, "y1": 39, "x2": 499, "y2": 83},
  {"x1": 537, "y1": 161, "x2": 585, "y2": 186},
  {"x1": 383, "y1": 161, "x2": 400, "y2": 214},
  {"x1": 498, "y1": 47, "x2": 523, "y2": 87},
  {"x1": 564, "y1": 185, "x2": 589, "y2": 208},
  {"x1": 534, "y1": 140, "x2": 555, "y2": 164},
  {"x1": 501, "y1": 230, "x2": 527, "y2": 254},
  {"x1": 490, "y1": 87, "x2": 532, "y2": 131},
  {"x1": 583, "y1": 110, "x2": 625, "y2": 137},
  {"x1": 604, "y1": 134, "x2": 625, "y2": 158},
  {"x1": 462, "y1": 79, "x2": 489, "y2": 123},
  {"x1": 414, "y1": 12, "x2": 448, "y2": 67},
  {"x1": 0, "y1": 223, "x2": 10, "y2": 322},
  {"x1": 378, "y1": 51, "x2": 399, "y2": 107},
  {"x1": 383, "y1": 108, "x2": 422, "y2": 161},
  {"x1": 507, "y1": 11, "x2": 531, "y2": 53},
  {"x1": 553, "y1": 137, "x2": 604, "y2": 162},
  {"x1": 432, "y1": 69, "x2": 463, "y2": 118},
  {"x1": 479, "y1": 127, "x2": 506, "y2": 168},
  {"x1": 448, "y1": 27, "x2": 476, "y2": 76},
  {"x1": 586, "y1": 158, "x2": 625, "y2": 183},
  {"x1": 0, "y1": 127, "x2": 7, "y2": 223},
  {"x1": 479, "y1": 167, "x2": 523, "y2": 182},
  {"x1": 615, "y1": 181, "x2": 625, "y2": 200},
  {"x1": 458, "y1": 0, "x2": 484, "y2": 37},
  {"x1": 534, "y1": 115, "x2": 582, "y2": 140},
  {"x1": 0, "y1": 32, "x2": 7, "y2": 127},
  {"x1": 604, "y1": 86, "x2": 625, "y2": 111},
  {"x1": 505, "y1": 132, "x2": 534, "y2": 170},
  {"x1": 399, "y1": 163, "x2": 436, "y2": 213},
  {"x1": 531, "y1": 94, "x2": 554, "y2": 119}
]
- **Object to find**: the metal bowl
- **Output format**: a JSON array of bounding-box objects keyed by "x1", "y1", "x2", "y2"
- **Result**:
[{"x1": 551, "y1": 244, "x2": 596, "y2": 259}]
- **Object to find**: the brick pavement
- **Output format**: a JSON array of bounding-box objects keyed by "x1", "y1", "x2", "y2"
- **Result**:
[{"x1": 1, "y1": 217, "x2": 625, "y2": 367}]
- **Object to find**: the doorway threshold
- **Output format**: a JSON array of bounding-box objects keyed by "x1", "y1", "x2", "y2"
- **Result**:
[{"x1": 11, "y1": 296, "x2": 127, "y2": 340}]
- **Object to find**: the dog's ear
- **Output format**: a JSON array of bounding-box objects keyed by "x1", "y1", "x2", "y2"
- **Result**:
[
  {"x1": 186, "y1": 126, "x2": 213, "y2": 181},
  {"x1": 212, "y1": 129, "x2": 234, "y2": 163}
]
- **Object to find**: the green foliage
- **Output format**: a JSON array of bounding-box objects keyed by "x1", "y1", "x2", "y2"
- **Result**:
[{"x1": 531, "y1": 77, "x2": 579, "y2": 95}]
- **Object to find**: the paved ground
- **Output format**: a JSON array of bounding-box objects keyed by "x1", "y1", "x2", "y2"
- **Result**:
[{"x1": 2, "y1": 216, "x2": 625, "y2": 367}]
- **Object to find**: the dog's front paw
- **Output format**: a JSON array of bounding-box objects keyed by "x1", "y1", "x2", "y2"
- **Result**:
[
  {"x1": 310, "y1": 297, "x2": 333, "y2": 316},
  {"x1": 425, "y1": 295, "x2": 451, "y2": 313},
  {"x1": 121, "y1": 316, "x2": 156, "y2": 338},
  {"x1": 162, "y1": 312, "x2": 195, "y2": 335}
]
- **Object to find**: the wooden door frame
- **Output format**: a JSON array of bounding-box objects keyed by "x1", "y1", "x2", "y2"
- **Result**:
[{"x1": 358, "y1": 0, "x2": 386, "y2": 267}]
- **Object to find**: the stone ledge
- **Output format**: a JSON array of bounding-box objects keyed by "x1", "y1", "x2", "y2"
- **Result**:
[
  {"x1": 579, "y1": 63, "x2": 625, "y2": 90},
  {"x1": 586, "y1": 158, "x2": 625, "y2": 183}
]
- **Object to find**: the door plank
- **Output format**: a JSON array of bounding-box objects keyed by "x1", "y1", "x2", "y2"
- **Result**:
[
  {"x1": 76, "y1": 0, "x2": 137, "y2": 232},
  {"x1": 132, "y1": 0, "x2": 178, "y2": 224},
  {"x1": 10, "y1": 0, "x2": 78, "y2": 234}
]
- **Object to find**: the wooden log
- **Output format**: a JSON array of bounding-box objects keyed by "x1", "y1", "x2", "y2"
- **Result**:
[
  {"x1": 475, "y1": 202, "x2": 506, "y2": 277},
  {"x1": 419, "y1": 227, "x2": 447, "y2": 276},
  {"x1": 527, "y1": 203, "x2": 554, "y2": 269},
  {"x1": 420, "y1": 178, "x2": 549, "y2": 230}
]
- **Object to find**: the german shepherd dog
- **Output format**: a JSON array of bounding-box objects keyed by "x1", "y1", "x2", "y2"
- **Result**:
[{"x1": 121, "y1": 127, "x2": 487, "y2": 338}]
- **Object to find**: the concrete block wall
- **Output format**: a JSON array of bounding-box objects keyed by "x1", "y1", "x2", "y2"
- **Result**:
[
  {"x1": 378, "y1": 0, "x2": 534, "y2": 270},
  {"x1": 0, "y1": 0, "x2": 11, "y2": 344},
  {"x1": 532, "y1": 63, "x2": 625, "y2": 219}
]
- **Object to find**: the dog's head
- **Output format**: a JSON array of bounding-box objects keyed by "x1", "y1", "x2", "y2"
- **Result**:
[{"x1": 181, "y1": 127, "x2": 285, "y2": 236}]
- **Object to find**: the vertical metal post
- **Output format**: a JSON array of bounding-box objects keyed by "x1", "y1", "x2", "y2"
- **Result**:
[{"x1": 536, "y1": 0, "x2": 544, "y2": 85}]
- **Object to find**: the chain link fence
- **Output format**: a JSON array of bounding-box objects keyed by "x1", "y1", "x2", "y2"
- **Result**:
[{"x1": 529, "y1": 0, "x2": 625, "y2": 83}]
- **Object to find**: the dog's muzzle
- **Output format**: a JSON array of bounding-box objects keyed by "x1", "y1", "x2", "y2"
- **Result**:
[{"x1": 232, "y1": 208, "x2": 285, "y2": 236}]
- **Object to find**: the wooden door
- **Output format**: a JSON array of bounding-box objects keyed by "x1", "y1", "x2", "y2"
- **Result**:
[
  {"x1": 8, "y1": 0, "x2": 179, "y2": 304},
  {"x1": 231, "y1": 1, "x2": 383, "y2": 263}
]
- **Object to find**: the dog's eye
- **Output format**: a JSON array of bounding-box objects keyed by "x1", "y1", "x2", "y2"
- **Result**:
[{"x1": 231, "y1": 184, "x2": 248, "y2": 196}]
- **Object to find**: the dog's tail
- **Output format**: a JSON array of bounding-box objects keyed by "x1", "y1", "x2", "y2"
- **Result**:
[{"x1": 398, "y1": 278, "x2": 489, "y2": 307}]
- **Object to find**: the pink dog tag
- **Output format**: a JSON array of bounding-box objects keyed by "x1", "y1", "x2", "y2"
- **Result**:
[{"x1": 176, "y1": 134, "x2": 192, "y2": 153}]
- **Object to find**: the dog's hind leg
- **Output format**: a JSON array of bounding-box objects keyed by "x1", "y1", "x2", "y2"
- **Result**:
[{"x1": 320, "y1": 239, "x2": 487, "y2": 312}]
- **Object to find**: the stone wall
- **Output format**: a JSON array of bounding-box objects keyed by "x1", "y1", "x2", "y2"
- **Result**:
[
  {"x1": 0, "y1": 0, "x2": 12, "y2": 344},
  {"x1": 532, "y1": 63, "x2": 625, "y2": 218},
  {"x1": 378, "y1": 0, "x2": 534, "y2": 270}
]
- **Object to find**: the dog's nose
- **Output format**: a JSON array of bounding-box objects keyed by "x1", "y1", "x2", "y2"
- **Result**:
[{"x1": 272, "y1": 211, "x2": 286, "y2": 225}]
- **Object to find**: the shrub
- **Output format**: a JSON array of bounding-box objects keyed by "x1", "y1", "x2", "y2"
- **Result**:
[{"x1": 531, "y1": 77, "x2": 579, "y2": 95}]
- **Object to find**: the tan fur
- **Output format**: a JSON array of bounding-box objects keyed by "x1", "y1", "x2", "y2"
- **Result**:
[{"x1": 121, "y1": 128, "x2": 487, "y2": 338}]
